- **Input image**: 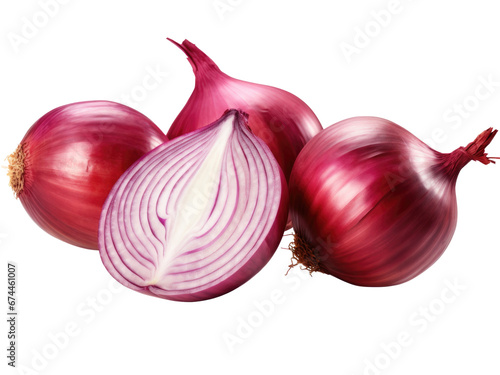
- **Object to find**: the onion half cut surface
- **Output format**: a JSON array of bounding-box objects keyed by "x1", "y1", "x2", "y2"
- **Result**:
[{"x1": 99, "y1": 109, "x2": 288, "y2": 301}]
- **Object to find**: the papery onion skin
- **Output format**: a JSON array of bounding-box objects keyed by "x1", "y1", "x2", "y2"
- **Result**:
[
  {"x1": 166, "y1": 39, "x2": 323, "y2": 183},
  {"x1": 99, "y1": 109, "x2": 288, "y2": 302},
  {"x1": 289, "y1": 117, "x2": 497, "y2": 287},
  {"x1": 7, "y1": 101, "x2": 167, "y2": 250}
]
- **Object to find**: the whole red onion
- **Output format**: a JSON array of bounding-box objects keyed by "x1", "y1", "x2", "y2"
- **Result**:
[
  {"x1": 7, "y1": 101, "x2": 167, "y2": 249},
  {"x1": 289, "y1": 117, "x2": 497, "y2": 286},
  {"x1": 166, "y1": 39, "x2": 322, "y2": 181}
]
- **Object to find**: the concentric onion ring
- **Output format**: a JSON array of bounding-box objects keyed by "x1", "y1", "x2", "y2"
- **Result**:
[{"x1": 99, "y1": 109, "x2": 288, "y2": 301}]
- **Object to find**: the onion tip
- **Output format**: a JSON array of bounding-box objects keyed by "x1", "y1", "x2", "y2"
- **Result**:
[
  {"x1": 167, "y1": 37, "x2": 221, "y2": 76},
  {"x1": 6, "y1": 144, "x2": 25, "y2": 198},
  {"x1": 166, "y1": 37, "x2": 186, "y2": 56},
  {"x1": 464, "y1": 127, "x2": 498, "y2": 165}
]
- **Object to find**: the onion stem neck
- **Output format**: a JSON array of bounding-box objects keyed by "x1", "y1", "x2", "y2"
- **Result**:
[
  {"x1": 167, "y1": 38, "x2": 224, "y2": 78},
  {"x1": 441, "y1": 128, "x2": 498, "y2": 177},
  {"x1": 463, "y1": 127, "x2": 498, "y2": 164},
  {"x1": 7, "y1": 144, "x2": 25, "y2": 198}
]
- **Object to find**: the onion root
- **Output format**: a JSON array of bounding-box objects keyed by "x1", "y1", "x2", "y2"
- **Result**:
[
  {"x1": 287, "y1": 232, "x2": 326, "y2": 275},
  {"x1": 7, "y1": 144, "x2": 25, "y2": 198}
]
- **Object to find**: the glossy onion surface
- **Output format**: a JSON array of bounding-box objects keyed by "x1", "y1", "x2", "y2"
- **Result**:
[
  {"x1": 166, "y1": 39, "x2": 323, "y2": 183},
  {"x1": 289, "y1": 117, "x2": 497, "y2": 286},
  {"x1": 99, "y1": 110, "x2": 288, "y2": 301},
  {"x1": 8, "y1": 101, "x2": 167, "y2": 249}
]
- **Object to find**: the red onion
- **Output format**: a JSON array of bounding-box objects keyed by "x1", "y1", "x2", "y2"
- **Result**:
[
  {"x1": 288, "y1": 117, "x2": 497, "y2": 286},
  {"x1": 7, "y1": 101, "x2": 167, "y2": 250},
  {"x1": 99, "y1": 109, "x2": 288, "y2": 302},
  {"x1": 166, "y1": 39, "x2": 322, "y2": 182}
]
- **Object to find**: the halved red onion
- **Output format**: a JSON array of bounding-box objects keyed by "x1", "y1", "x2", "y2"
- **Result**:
[{"x1": 99, "y1": 109, "x2": 288, "y2": 301}]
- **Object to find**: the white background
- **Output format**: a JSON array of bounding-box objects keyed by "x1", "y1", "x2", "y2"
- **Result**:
[{"x1": 1, "y1": 1, "x2": 499, "y2": 374}]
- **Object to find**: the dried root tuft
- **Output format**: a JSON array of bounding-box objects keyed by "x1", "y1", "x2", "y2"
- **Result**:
[{"x1": 6, "y1": 144, "x2": 26, "y2": 198}]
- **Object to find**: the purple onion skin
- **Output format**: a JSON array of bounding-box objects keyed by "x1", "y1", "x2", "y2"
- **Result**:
[
  {"x1": 99, "y1": 109, "x2": 288, "y2": 302},
  {"x1": 289, "y1": 117, "x2": 497, "y2": 287}
]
